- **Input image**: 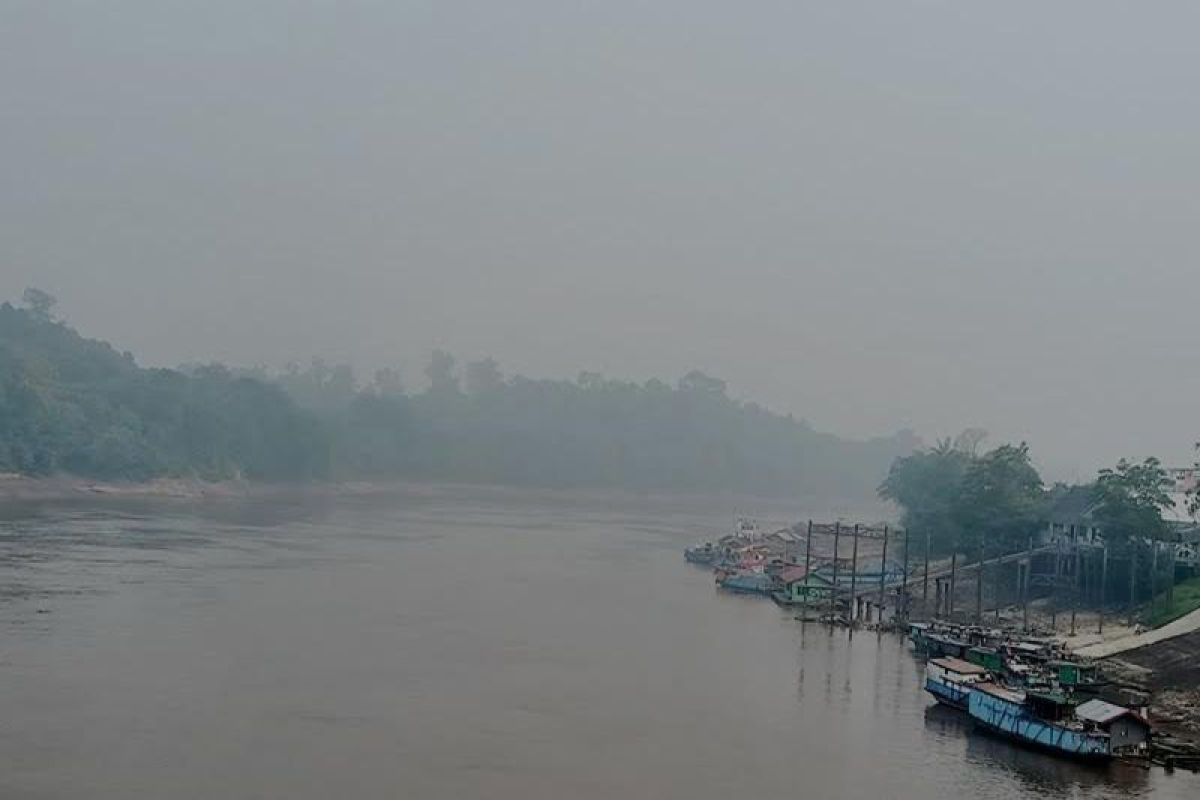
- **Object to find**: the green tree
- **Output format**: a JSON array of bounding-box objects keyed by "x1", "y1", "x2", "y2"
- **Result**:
[
  {"x1": 1092, "y1": 457, "x2": 1173, "y2": 551},
  {"x1": 21, "y1": 287, "x2": 57, "y2": 321},
  {"x1": 424, "y1": 350, "x2": 459, "y2": 396},
  {"x1": 878, "y1": 439, "x2": 972, "y2": 555},
  {"x1": 464, "y1": 357, "x2": 504, "y2": 395},
  {"x1": 954, "y1": 443, "x2": 1046, "y2": 552}
]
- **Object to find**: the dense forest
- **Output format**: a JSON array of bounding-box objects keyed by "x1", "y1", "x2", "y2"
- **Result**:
[{"x1": 0, "y1": 291, "x2": 918, "y2": 496}]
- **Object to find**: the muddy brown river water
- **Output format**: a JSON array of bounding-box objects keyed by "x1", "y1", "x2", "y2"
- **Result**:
[{"x1": 1, "y1": 487, "x2": 1196, "y2": 798}]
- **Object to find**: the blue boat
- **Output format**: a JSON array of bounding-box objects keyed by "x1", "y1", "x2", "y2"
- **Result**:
[
  {"x1": 718, "y1": 572, "x2": 773, "y2": 595},
  {"x1": 924, "y1": 657, "x2": 988, "y2": 710},
  {"x1": 684, "y1": 543, "x2": 717, "y2": 565},
  {"x1": 967, "y1": 683, "x2": 1112, "y2": 762}
]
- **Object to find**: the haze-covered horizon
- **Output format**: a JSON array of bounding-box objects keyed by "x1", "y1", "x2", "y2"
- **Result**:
[{"x1": 5, "y1": 2, "x2": 1200, "y2": 482}]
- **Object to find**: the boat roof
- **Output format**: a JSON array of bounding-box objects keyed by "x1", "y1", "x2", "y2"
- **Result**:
[
  {"x1": 1076, "y1": 699, "x2": 1147, "y2": 727},
  {"x1": 972, "y1": 682, "x2": 1025, "y2": 704},
  {"x1": 779, "y1": 565, "x2": 809, "y2": 583},
  {"x1": 1027, "y1": 689, "x2": 1070, "y2": 706},
  {"x1": 930, "y1": 657, "x2": 988, "y2": 675}
]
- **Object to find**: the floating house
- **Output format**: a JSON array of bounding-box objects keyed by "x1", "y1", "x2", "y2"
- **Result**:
[
  {"x1": 770, "y1": 567, "x2": 834, "y2": 606},
  {"x1": 1075, "y1": 699, "x2": 1151, "y2": 756}
]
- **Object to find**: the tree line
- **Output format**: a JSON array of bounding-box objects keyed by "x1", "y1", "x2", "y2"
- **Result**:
[
  {"x1": 0, "y1": 290, "x2": 917, "y2": 495},
  {"x1": 878, "y1": 433, "x2": 1187, "y2": 605}
]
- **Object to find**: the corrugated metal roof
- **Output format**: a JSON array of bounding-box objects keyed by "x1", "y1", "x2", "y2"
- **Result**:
[
  {"x1": 930, "y1": 657, "x2": 987, "y2": 675},
  {"x1": 1075, "y1": 699, "x2": 1145, "y2": 726},
  {"x1": 973, "y1": 682, "x2": 1025, "y2": 704},
  {"x1": 779, "y1": 566, "x2": 809, "y2": 583}
]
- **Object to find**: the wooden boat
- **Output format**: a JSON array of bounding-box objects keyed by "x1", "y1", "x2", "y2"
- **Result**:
[
  {"x1": 718, "y1": 571, "x2": 773, "y2": 595},
  {"x1": 967, "y1": 683, "x2": 1112, "y2": 762},
  {"x1": 684, "y1": 543, "x2": 717, "y2": 565},
  {"x1": 925, "y1": 633, "x2": 971, "y2": 660},
  {"x1": 924, "y1": 657, "x2": 988, "y2": 710}
]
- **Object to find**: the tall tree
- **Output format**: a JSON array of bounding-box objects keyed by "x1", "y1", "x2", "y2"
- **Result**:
[
  {"x1": 1092, "y1": 457, "x2": 1173, "y2": 550},
  {"x1": 954, "y1": 443, "x2": 1046, "y2": 552},
  {"x1": 464, "y1": 357, "x2": 504, "y2": 395},
  {"x1": 878, "y1": 438, "x2": 972, "y2": 555},
  {"x1": 21, "y1": 287, "x2": 57, "y2": 321},
  {"x1": 424, "y1": 350, "x2": 460, "y2": 396}
]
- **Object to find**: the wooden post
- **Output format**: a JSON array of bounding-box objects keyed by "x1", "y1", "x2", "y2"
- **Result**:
[
  {"x1": 976, "y1": 535, "x2": 985, "y2": 623},
  {"x1": 829, "y1": 522, "x2": 841, "y2": 625},
  {"x1": 900, "y1": 529, "x2": 909, "y2": 622},
  {"x1": 1168, "y1": 538, "x2": 1176, "y2": 610},
  {"x1": 849, "y1": 524, "x2": 860, "y2": 627},
  {"x1": 1152, "y1": 541, "x2": 1160, "y2": 615},
  {"x1": 1098, "y1": 544, "x2": 1108, "y2": 635},
  {"x1": 1023, "y1": 536, "x2": 1033, "y2": 633},
  {"x1": 801, "y1": 520, "x2": 813, "y2": 621},
  {"x1": 994, "y1": 547, "x2": 1002, "y2": 621},
  {"x1": 1051, "y1": 540, "x2": 1061, "y2": 632},
  {"x1": 1128, "y1": 543, "x2": 1138, "y2": 623},
  {"x1": 948, "y1": 551, "x2": 958, "y2": 619},
  {"x1": 877, "y1": 525, "x2": 889, "y2": 627},
  {"x1": 923, "y1": 529, "x2": 931, "y2": 617},
  {"x1": 1075, "y1": 527, "x2": 1084, "y2": 633}
]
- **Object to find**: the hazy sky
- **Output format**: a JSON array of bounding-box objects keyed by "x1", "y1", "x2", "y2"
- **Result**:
[{"x1": 4, "y1": 2, "x2": 1200, "y2": 480}]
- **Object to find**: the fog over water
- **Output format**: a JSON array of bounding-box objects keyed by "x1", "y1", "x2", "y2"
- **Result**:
[
  {"x1": 5, "y1": 3, "x2": 1200, "y2": 477},
  {"x1": 2, "y1": 490, "x2": 1197, "y2": 799}
]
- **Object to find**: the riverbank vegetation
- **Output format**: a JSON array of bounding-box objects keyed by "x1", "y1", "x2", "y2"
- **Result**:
[
  {"x1": 1148, "y1": 576, "x2": 1200, "y2": 629},
  {"x1": 880, "y1": 434, "x2": 1191, "y2": 614},
  {"x1": 0, "y1": 290, "x2": 916, "y2": 495}
]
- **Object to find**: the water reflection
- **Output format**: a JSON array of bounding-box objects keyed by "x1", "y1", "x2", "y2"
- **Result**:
[{"x1": 923, "y1": 702, "x2": 1153, "y2": 797}]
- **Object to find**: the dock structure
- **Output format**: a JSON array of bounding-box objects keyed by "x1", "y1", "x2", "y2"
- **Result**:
[{"x1": 695, "y1": 516, "x2": 1178, "y2": 635}]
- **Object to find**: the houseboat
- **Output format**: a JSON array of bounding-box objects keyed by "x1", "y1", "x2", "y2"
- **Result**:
[
  {"x1": 925, "y1": 657, "x2": 989, "y2": 710},
  {"x1": 967, "y1": 683, "x2": 1113, "y2": 762}
]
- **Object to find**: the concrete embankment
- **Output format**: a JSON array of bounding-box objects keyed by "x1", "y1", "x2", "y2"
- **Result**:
[{"x1": 1074, "y1": 607, "x2": 1200, "y2": 659}]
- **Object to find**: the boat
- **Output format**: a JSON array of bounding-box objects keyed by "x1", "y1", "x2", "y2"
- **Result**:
[
  {"x1": 684, "y1": 543, "x2": 717, "y2": 565},
  {"x1": 925, "y1": 633, "x2": 971, "y2": 660},
  {"x1": 924, "y1": 657, "x2": 989, "y2": 710},
  {"x1": 718, "y1": 571, "x2": 774, "y2": 595},
  {"x1": 967, "y1": 683, "x2": 1113, "y2": 762}
]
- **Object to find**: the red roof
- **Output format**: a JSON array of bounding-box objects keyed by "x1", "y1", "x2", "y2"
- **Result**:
[{"x1": 779, "y1": 566, "x2": 810, "y2": 583}]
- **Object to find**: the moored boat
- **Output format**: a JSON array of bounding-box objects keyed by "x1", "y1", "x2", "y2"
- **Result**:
[
  {"x1": 718, "y1": 571, "x2": 774, "y2": 595},
  {"x1": 967, "y1": 683, "x2": 1112, "y2": 762},
  {"x1": 684, "y1": 543, "x2": 717, "y2": 565},
  {"x1": 924, "y1": 657, "x2": 988, "y2": 710}
]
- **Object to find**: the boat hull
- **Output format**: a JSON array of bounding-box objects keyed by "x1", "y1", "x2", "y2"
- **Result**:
[
  {"x1": 924, "y1": 677, "x2": 970, "y2": 711},
  {"x1": 967, "y1": 689, "x2": 1111, "y2": 763}
]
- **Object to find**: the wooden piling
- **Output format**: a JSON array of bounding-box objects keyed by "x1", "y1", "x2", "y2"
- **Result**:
[
  {"x1": 1022, "y1": 536, "x2": 1033, "y2": 633},
  {"x1": 976, "y1": 535, "x2": 984, "y2": 623},
  {"x1": 1075, "y1": 525, "x2": 1084, "y2": 638},
  {"x1": 948, "y1": 552, "x2": 957, "y2": 619},
  {"x1": 829, "y1": 522, "x2": 841, "y2": 626},
  {"x1": 1152, "y1": 541, "x2": 1160, "y2": 616},
  {"x1": 1098, "y1": 544, "x2": 1108, "y2": 635},
  {"x1": 878, "y1": 525, "x2": 889, "y2": 627},
  {"x1": 849, "y1": 524, "x2": 860, "y2": 627},
  {"x1": 801, "y1": 520, "x2": 813, "y2": 621},
  {"x1": 923, "y1": 530, "x2": 931, "y2": 617},
  {"x1": 1128, "y1": 544, "x2": 1138, "y2": 622}
]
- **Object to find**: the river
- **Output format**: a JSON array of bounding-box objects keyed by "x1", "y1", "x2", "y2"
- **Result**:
[{"x1": 0, "y1": 487, "x2": 1195, "y2": 799}]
